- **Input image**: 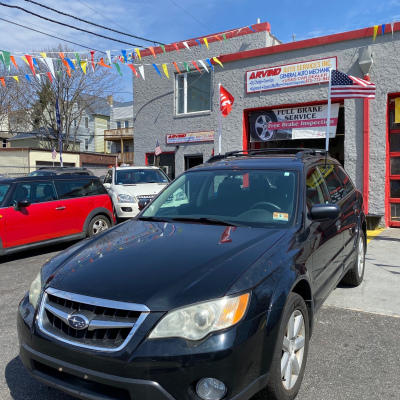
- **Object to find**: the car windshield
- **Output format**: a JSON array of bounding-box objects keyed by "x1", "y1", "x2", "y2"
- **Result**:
[
  {"x1": 141, "y1": 169, "x2": 298, "y2": 228},
  {"x1": 0, "y1": 183, "x2": 11, "y2": 204},
  {"x1": 115, "y1": 169, "x2": 169, "y2": 185},
  {"x1": 28, "y1": 171, "x2": 56, "y2": 176}
]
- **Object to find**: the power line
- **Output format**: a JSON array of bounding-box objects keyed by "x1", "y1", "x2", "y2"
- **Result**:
[
  {"x1": 0, "y1": 2, "x2": 143, "y2": 47},
  {"x1": 168, "y1": 0, "x2": 213, "y2": 33},
  {"x1": 24, "y1": 0, "x2": 164, "y2": 46},
  {"x1": 0, "y1": 17, "x2": 104, "y2": 53}
]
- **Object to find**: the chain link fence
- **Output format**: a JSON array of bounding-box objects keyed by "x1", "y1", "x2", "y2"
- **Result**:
[{"x1": 0, "y1": 166, "x2": 109, "y2": 179}]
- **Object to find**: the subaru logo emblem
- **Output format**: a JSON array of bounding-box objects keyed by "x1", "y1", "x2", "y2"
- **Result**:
[{"x1": 67, "y1": 314, "x2": 89, "y2": 330}]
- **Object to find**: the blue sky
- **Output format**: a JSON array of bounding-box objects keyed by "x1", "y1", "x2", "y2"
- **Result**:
[{"x1": 2, "y1": 0, "x2": 400, "y2": 100}]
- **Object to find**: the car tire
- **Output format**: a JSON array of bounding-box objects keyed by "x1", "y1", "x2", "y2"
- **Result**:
[
  {"x1": 87, "y1": 215, "x2": 110, "y2": 237},
  {"x1": 255, "y1": 293, "x2": 309, "y2": 400},
  {"x1": 341, "y1": 230, "x2": 365, "y2": 286}
]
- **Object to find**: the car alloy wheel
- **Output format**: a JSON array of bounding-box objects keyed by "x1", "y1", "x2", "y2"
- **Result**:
[
  {"x1": 281, "y1": 309, "x2": 306, "y2": 391},
  {"x1": 341, "y1": 230, "x2": 365, "y2": 286},
  {"x1": 357, "y1": 234, "x2": 365, "y2": 278},
  {"x1": 255, "y1": 114, "x2": 276, "y2": 141},
  {"x1": 93, "y1": 218, "x2": 108, "y2": 235}
]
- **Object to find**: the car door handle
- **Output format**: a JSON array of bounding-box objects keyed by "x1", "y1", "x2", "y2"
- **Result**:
[{"x1": 55, "y1": 206, "x2": 66, "y2": 211}]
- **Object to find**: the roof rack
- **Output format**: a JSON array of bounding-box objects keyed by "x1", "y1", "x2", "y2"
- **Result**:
[{"x1": 206, "y1": 148, "x2": 329, "y2": 163}]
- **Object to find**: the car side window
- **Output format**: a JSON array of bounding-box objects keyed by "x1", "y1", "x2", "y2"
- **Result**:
[
  {"x1": 104, "y1": 171, "x2": 112, "y2": 184},
  {"x1": 11, "y1": 183, "x2": 31, "y2": 204},
  {"x1": 34, "y1": 182, "x2": 57, "y2": 203},
  {"x1": 318, "y1": 165, "x2": 345, "y2": 203},
  {"x1": 306, "y1": 168, "x2": 329, "y2": 210},
  {"x1": 335, "y1": 165, "x2": 355, "y2": 195},
  {"x1": 55, "y1": 179, "x2": 106, "y2": 199}
]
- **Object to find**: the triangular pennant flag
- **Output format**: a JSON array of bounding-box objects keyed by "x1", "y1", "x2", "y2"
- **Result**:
[
  {"x1": 162, "y1": 63, "x2": 169, "y2": 79},
  {"x1": 127, "y1": 64, "x2": 139, "y2": 78},
  {"x1": 183, "y1": 62, "x2": 190, "y2": 72},
  {"x1": 106, "y1": 50, "x2": 112, "y2": 64},
  {"x1": 203, "y1": 38, "x2": 209, "y2": 49},
  {"x1": 10, "y1": 55, "x2": 18, "y2": 69},
  {"x1": 74, "y1": 52, "x2": 81, "y2": 65},
  {"x1": 58, "y1": 52, "x2": 65, "y2": 60},
  {"x1": 0, "y1": 77, "x2": 4, "y2": 87},
  {"x1": 90, "y1": 51, "x2": 95, "y2": 71},
  {"x1": 222, "y1": 33, "x2": 228, "y2": 43},
  {"x1": 382, "y1": 24, "x2": 386, "y2": 35},
  {"x1": 66, "y1": 69, "x2": 71, "y2": 77},
  {"x1": 21, "y1": 56, "x2": 29, "y2": 65},
  {"x1": 32, "y1": 58, "x2": 40, "y2": 70},
  {"x1": 39, "y1": 58, "x2": 47, "y2": 67},
  {"x1": 80, "y1": 60, "x2": 87, "y2": 74},
  {"x1": 392, "y1": 21, "x2": 395, "y2": 38},
  {"x1": 12, "y1": 76, "x2": 19, "y2": 83},
  {"x1": 149, "y1": 47, "x2": 156, "y2": 58},
  {"x1": 0, "y1": 53, "x2": 4, "y2": 68},
  {"x1": 173, "y1": 43, "x2": 180, "y2": 52},
  {"x1": 114, "y1": 62, "x2": 123, "y2": 76},
  {"x1": 373, "y1": 25, "x2": 378, "y2": 41},
  {"x1": 65, "y1": 58, "x2": 76, "y2": 71},
  {"x1": 172, "y1": 62, "x2": 181, "y2": 74},
  {"x1": 44, "y1": 58, "x2": 55, "y2": 78},
  {"x1": 40, "y1": 52, "x2": 47, "y2": 58},
  {"x1": 121, "y1": 50, "x2": 127, "y2": 63},
  {"x1": 152, "y1": 63, "x2": 162, "y2": 77},
  {"x1": 214, "y1": 35, "x2": 222, "y2": 42},
  {"x1": 183, "y1": 41, "x2": 190, "y2": 50},
  {"x1": 36, "y1": 74, "x2": 41, "y2": 82},
  {"x1": 213, "y1": 57, "x2": 223, "y2": 68},
  {"x1": 135, "y1": 48, "x2": 142, "y2": 61},
  {"x1": 195, "y1": 39, "x2": 202, "y2": 47},
  {"x1": 198, "y1": 60, "x2": 209, "y2": 73},
  {"x1": 25, "y1": 75, "x2": 31, "y2": 82},
  {"x1": 191, "y1": 61, "x2": 202, "y2": 74},
  {"x1": 206, "y1": 58, "x2": 214, "y2": 71},
  {"x1": 99, "y1": 58, "x2": 112, "y2": 69},
  {"x1": 46, "y1": 72, "x2": 53, "y2": 82},
  {"x1": 249, "y1": 25, "x2": 257, "y2": 32},
  {"x1": 71, "y1": 59, "x2": 77, "y2": 66},
  {"x1": 1, "y1": 50, "x2": 11, "y2": 70},
  {"x1": 118, "y1": 55, "x2": 125, "y2": 64},
  {"x1": 161, "y1": 45, "x2": 166, "y2": 53},
  {"x1": 138, "y1": 65, "x2": 145, "y2": 80},
  {"x1": 25, "y1": 54, "x2": 36, "y2": 75}
]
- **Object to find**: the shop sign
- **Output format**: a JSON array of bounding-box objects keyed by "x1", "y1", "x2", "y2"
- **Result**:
[
  {"x1": 246, "y1": 57, "x2": 337, "y2": 94},
  {"x1": 249, "y1": 103, "x2": 340, "y2": 142},
  {"x1": 166, "y1": 131, "x2": 214, "y2": 144}
]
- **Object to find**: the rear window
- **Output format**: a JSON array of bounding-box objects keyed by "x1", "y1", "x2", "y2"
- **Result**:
[{"x1": 55, "y1": 179, "x2": 107, "y2": 199}]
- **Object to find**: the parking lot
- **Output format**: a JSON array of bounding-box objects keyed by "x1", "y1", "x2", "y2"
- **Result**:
[{"x1": 0, "y1": 229, "x2": 399, "y2": 400}]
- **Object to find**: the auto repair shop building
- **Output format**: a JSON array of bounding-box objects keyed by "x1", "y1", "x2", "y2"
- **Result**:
[{"x1": 133, "y1": 21, "x2": 400, "y2": 228}]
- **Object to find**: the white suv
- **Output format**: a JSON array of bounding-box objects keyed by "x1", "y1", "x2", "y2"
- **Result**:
[{"x1": 103, "y1": 166, "x2": 170, "y2": 220}]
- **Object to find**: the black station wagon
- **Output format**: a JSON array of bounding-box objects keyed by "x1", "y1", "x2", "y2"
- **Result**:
[{"x1": 18, "y1": 149, "x2": 366, "y2": 400}]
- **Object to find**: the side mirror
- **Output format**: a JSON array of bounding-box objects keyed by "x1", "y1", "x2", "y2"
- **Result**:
[
  {"x1": 309, "y1": 203, "x2": 341, "y2": 221},
  {"x1": 103, "y1": 183, "x2": 111, "y2": 190},
  {"x1": 14, "y1": 198, "x2": 31, "y2": 211},
  {"x1": 138, "y1": 199, "x2": 151, "y2": 211}
]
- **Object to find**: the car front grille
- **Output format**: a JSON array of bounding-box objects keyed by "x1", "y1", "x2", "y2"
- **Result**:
[{"x1": 38, "y1": 288, "x2": 149, "y2": 352}]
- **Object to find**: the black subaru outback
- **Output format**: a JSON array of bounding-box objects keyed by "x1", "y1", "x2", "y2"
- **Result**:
[{"x1": 17, "y1": 149, "x2": 366, "y2": 400}]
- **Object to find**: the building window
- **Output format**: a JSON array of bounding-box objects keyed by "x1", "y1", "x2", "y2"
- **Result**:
[
  {"x1": 117, "y1": 121, "x2": 122, "y2": 129},
  {"x1": 84, "y1": 117, "x2": 88, "y2": 128},
  {"x1": 84, "y1": 138, "x2": 89, "y2": 151},
  {"x1": 176, "y1": 71, "x2": 211, "y2": 115},
  {"x1": 124, "y1": 120, "x2": 129, "y2": 128}
]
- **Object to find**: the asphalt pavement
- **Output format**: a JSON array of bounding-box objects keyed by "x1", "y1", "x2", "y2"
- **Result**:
[{"x1": 0, "y1": 230, "x2": 399, "y2": 400}]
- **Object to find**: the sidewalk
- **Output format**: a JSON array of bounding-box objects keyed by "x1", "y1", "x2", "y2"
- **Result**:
[{"x1": 325, "y1": 228, "x2": 400, "y2": 317}]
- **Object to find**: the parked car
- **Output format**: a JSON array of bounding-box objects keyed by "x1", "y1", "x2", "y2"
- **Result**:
[
  {"x1": 0, "y1": 175, "x2": 114, "y2": 256},
  {"x1": 103, "y1": 165, "x2": 170, "y2": 221},
  {"x1": 28, "y1": 167, "x2": 94, "y2": 176},
  {"x1": 17, "y1": 149, "x2": 366, "y2": 400}
]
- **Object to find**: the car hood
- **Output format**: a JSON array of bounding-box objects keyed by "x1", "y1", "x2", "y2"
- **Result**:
[
  {"x1": 45, "y1": 220, "x2": 286, "y2": 311},
  {"x1": 113, "y1": 183, "x2": 167, "y2": 197}
]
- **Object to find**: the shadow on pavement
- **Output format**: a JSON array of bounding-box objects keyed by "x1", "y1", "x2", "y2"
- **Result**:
[{"x1": 5, "y1": 356, "x2": 74, "y2": 399}]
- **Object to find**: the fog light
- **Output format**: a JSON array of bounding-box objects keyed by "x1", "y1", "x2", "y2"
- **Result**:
[
  {"x1": 196, "y1": 378, "x2": 227, "y2": 400},
  {"x1": 121, "y1": 207, "x2": 133, "y2": 212}
]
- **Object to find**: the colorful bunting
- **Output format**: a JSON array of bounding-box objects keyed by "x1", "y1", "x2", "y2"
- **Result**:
[
  {"x1": 106, "y1": 50, "x2": 112, "y2": 64},
  {"x1": 214, "y1": 35, "x2": 222, "y2": 42},
  {"x1": 66, "y1": 58, "x2": 76, "y2": 71},
  {"x1": 40, "y1": 52, "x2": 47, "y2": 58},
  {"x1": 138, "y1": 65, "x2": 145, "y2": 80},
  {"x1": 191, "y1": 61, "x2": 202, "y2": 74},
  {"x1": 382, "y1": 24, "x2": 386, "y2": 35},
  {"x1": 135, "y1": 48, "x2": 142, "y2": 61},
  {"x1": 203, "y1": 38, "x2": 209, "y2": 49},
  {"x1": 127, "y1": 64, "x2": 139, "y2": 78},
  {"x1": 32, "y1": 58, "x2": 40, "y2": 70},
  {"x1": 90, "y1": 51, "x2": 95, "y2": 71},
  {"x1": 80, "y1": 60, "x2": 87, "y2": 74},
  {"x1": 152, "y1": 63, "x2": 162, "y2": 77},
  {"x1": 182, "y1": 41, "x2": 190, "y2": 50},
  {"x1": 173, "y1": 43, "x2": 180, "y2": 52},
  {"x1": 25, "y1": 55, "x2": 36, "y2": 75},
  {"x1": 21, "y1": 56, "x2": 29, "y2": 65},
  {"x1": 373, "y1": 25, "x2": 378, "y2": 41},
  {"x1": 195, "y1": 39, "x2": 202, "y2": 47},
  {"x1": 162, "y1": 63, "x2": 169, "y2": 79},
  {"x1": 99, "y1": 58, "x2": 112, "y2": 69},
  {"x1": 222, "y1": 33, "x2": 228, "y2": 43},
  {"x1": 198, "y1": 60, "x2": 209, "y2": 72},
  {"x1": 213, "y1": 57, "x2": 223, "y2": 67},
  {"x1": 392, "y1": 21, "x2": 395, "y2": 38},
  {"x1": 47, "y1": 72, "x2": 53, "y2": 82},
  {"x1": 1, "y1": 50, "x2": 11, "y2": 70},
  {"x1": 121, "y1": 50, "x2": 127, "y2": 63},
  {"x1": 183, "y1": 62, "x2": 190, "y2": 72},
  {"x1": 172, "y1": 62, "x2": 181, "y2": 74},
  {"x1": 161, "y1": 45, "x2": 166, "y2": 53},
  {"x1": 0, "y1": 77, "x2": 4, "y2": 87},
  {"x1": 10, "y1": 55, "x2": 18, "y2": 69},
  {"x1": 12, "y1": 76, "x2": 19, "y2": 83},
  {"x1": 58, "y1": 52, "x2": 65, "y2": 60},
  {"x1": 249, "y1": 25, "x2": 257, "y2": 32},
  {"x1": 114, "y1": 63, "x2": 123, "y2": 76},
  {"x1": 74, "y1": 52, "x2": 81, "y2": 64},
  {"x1": 25, "y1": 74, "x2": 31, "y2": 82},
  {"x1": 149, "y1": 47, "x2": 156, "y2": 58},
  {"x1": 44, "y1": 58, "x2": 55, "y2": 78},
  {"x1": 206, "y1": 58, "x2": 214, "y2": 71}
]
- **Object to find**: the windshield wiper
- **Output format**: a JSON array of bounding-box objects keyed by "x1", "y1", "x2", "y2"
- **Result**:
[
  {"x1": 170, "y1": 217, "x2": 245, "y2": 227},
  {"x1": 137, "y1": 216, "x2": 173, "y2": 223}
]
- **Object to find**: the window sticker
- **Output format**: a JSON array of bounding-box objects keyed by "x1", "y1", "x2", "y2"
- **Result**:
[
  {"x1": 273, "y1": 212, "x2": 289, "y2": 221},
  {"x1": 284, "y1": 172, "x2": 290, "y2": 176}
]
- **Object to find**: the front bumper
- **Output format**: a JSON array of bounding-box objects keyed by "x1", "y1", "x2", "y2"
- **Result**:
[{"x1": 18, "y1": 293, "x2": 275, "y2": 400}]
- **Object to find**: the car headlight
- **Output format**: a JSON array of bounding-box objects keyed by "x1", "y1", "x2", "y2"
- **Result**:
[
  {"x1": 149, "y1": 293, "x2": 250, "y2": 341},
  {"x1": 117, "y1": 194, "x2": 136, "y2": 203},
  {"x1": 175, "y1": 191, "x2": 187, "y2": 201},
  {"x1": 29, "y1": 270, "x2": 42, "y2": 309}
]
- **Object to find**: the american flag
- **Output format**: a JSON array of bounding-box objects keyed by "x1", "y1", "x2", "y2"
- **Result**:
[
  {"x1": 330, "y1": 70, "x2": 376, "y2": 99},
  {"x1": 51, "y1": 147, "x2": 57, "y2": 160},
  {"x1": 155, "y1": 140, "x2": 162, "y2": 156}
]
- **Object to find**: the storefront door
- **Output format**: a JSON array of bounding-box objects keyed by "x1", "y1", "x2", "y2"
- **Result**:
[{"x1": 388, "y1": 103, "x2": 400, "y2": 227}]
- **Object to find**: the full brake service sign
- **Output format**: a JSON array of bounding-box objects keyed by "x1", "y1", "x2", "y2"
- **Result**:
[{"x1": 246, "y1": 57, "x2": 337, "y2": 93}]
